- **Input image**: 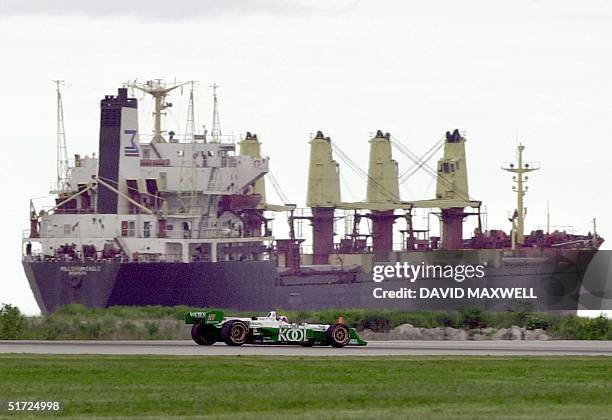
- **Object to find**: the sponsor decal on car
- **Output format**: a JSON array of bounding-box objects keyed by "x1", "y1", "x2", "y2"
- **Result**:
[{"x1": 277, "y1": 325, "x2": 307, "y2": 342}]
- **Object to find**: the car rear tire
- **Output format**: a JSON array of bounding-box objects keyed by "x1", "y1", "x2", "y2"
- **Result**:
[
  {"x1": 221, "y1": 320, "x2": 249, "y2": 346},
  {"x1": 326, "y1": 324, "x2": 351, "y2": 348},
  {"x1": 191, "y1": 324, "x2": 217, "y2": 345}
]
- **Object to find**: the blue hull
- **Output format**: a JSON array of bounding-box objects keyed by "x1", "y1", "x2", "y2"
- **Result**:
[{"x1": 23, "y1": 250, "x2": 604, "y2": 313}]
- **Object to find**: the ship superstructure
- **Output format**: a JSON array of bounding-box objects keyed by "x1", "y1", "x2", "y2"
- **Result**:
[
  {"x1": 22, "y1": 81, "x2": 603, "y2": 313},
  {"x1": 27, "y1": 82, "x2": 273, "y2": 266}
]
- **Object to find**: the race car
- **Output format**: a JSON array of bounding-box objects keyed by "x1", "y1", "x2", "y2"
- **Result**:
[{"x1": 185, "y1": 310, "x2": 367, "y2": 347}]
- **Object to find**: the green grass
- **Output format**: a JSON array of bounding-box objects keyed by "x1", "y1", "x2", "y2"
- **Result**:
[{"x1": 1, "y1": 355, "x2": 611, "y2": 419}]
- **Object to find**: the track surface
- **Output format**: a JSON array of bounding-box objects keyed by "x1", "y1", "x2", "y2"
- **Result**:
[{"x1": 1, "y1": 340, "x2": 611, "y2": 356}]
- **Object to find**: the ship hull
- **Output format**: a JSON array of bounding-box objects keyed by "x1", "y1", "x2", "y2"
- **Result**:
[
  {"x1": 23, "y1": 261, "x2": 279, "y2": 314},
  {"x1": 23, "y1": 249, "x2": 603, "y2": 314}
]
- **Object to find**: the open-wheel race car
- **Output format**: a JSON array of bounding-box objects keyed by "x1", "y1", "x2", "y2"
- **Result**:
[{"x1": 185, "y1": 310, "x2": 367, "y2": 347}]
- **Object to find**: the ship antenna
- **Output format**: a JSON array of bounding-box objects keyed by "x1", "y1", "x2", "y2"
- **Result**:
[
  {"x1": 53, "y1": 80, "x2": 70, "y2": 194},
  {"x1": 210, "y1": 83, "x2": 221, "y2": 143},
  {"x1": 178, "y1": 81, "x2": 199, "y2": 214},
  {"x1": 502, "y1": 143, "x2": 540, "y2": 247},
  {"x1": 128, "y1": 79, "x2": 188, "y2": 143},
  {"x1": 546, "y1": 200, "x2": 550, "y2": 234}
]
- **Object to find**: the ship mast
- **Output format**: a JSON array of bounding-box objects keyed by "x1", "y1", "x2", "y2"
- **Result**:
[
  {"x1": 503, "y1": 144, "x2": 539, "y2": 246},
  {"x1": 546, "y1": 200, "x2": 550, "y2": 234},
  {"x1": 128, "y1": 80, "x2": 187, "y2": 143},
  {"x1": 210, "y1": 83, "x2": 221, "y2": 143},
  {"x1": 178, "y1": 81, "x2": 199, "y2": 214},
  {"x1": 53, "y1": 80, "x2": 70, "y2": 194}
]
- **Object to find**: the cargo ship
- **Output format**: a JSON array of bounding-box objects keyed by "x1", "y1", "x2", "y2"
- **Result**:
[{"x1": 22, "y1": 80, "x2": 604, "y2": 314}]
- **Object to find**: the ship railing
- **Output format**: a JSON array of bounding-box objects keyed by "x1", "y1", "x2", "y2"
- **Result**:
[
  {"x1": 22, "y1": 253, "x2": 42, "y2": 262},
  {"x1": 22, "y1": 252, "x2": 266, "y2": 263},
  {"x1": 222, "y1": 157, "x2": 238, "y2": 167},
  {"x1": 163, "y1": 253, "x2": 183, "y2": 262},
  {"x1": 188, "y1": 183, "x2": 238, "y2": 193},
  {"x1": 533, "y1": 225, "x2": 576, "y2": 234},
  {"x1": 164, "y1": 230, "x2": 194, "y2": 240},
  {"x1": 43, "y1": 208, "x2": 96, "y2": 215},
  {"x1": 299, "y1": 241, "x2": 408, "y2": 255},
  {"x1": 202, "y1": 134, "x2": 237, "y2": 144},
  {"x1": 35, "y1": 205, "x2": 96, "y2": 215},
  {"x1": 141, "y1": 159, "x2": 239, "y2": 171},
  {"x1": 551, "y1": 238, "x2": 596, "y2": 248},
  {"x1": 162, "y1": 184, "x2": 229, "y2": 193},
  {"x1": 37, "y1": 205, "x2": 56, "y2": 213},
  {"x1": 28, "y1": 230, "x2": 265, "y2": 241},
  {"x1": 140, "y1": 159, "x2": 171, "y2": 167},
  {"x1": 49, "y1": 182, "x2": 69, "y2": 194},
  {"x1": 22, "y1": 254, "x2": 126, "y2": 263},
  {"x1": 139, "y1": 133, "x2": 237, "y2": 144},
  {"x1": 22, "y1": 252, "x2": 158, "y2": 263},
  {"x1": 163, "y1": 228, "x2": 259, "y2": 240}
]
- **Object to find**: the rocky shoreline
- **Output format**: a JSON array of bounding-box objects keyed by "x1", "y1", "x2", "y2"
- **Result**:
[{"x1": 360, "y1": 324, "x2": 553, "y2": 341}]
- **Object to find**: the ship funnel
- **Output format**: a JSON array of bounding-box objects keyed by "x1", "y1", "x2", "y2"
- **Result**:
[
  {"x1": 97, "y1": 87, "x2": 138, "y2": 214},
  {"x1": 239, "y1": 132, "x2": 266, "y2": 206},
  {"x1": 306, "y1": 131, "x2": 341, "y2": 264},
  {"x1": 366, "y1": 130, "x2": 400, "y2": 252}
]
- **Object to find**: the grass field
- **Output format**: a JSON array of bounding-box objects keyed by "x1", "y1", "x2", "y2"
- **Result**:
[{"x1": 1, "y1": 355, "x2": 611, "y2": 419}]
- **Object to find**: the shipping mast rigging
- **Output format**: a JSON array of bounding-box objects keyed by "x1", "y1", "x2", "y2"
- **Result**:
[
  {"x1": 128, "y1": 79, "x2": 188, "y2": 143},
  {"x1": 53, "y1": 80, "x2": 70, "y2": 194},
  {"x1": 178, "y1": 81, "x2": 199, "y2": 214},
  {"x1": 503, "y1": 144, "x2": 539, "y2": 247},
  {"x1": 210, "y1": 83, "x2": 221, "y2": 143}
]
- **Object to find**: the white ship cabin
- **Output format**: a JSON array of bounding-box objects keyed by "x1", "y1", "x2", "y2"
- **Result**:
[{"x1": 24, "y1": 86, "x2": 273, "y2": 264}]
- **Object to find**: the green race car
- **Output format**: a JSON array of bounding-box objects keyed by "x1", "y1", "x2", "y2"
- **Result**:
[{"x1": 185, "y1": 310, "x2": 367, "y2": 347}]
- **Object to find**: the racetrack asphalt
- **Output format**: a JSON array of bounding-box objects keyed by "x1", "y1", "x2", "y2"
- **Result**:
[{"x1": 1, "y1": 340, "x2": 611, "y2": 356}]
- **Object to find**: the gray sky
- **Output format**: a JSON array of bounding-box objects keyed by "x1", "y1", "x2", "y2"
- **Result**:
[
  {"x1": 0, "y1": 0, "x2": 357, "y2": 19},
  {"x1": 1, "y1": 0, "x2": 611, "y2": 315}
]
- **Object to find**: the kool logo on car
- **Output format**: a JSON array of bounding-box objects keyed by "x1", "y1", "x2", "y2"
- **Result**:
[{"x1": 278, "y1": 326, "x2": 306, "y2": 342}]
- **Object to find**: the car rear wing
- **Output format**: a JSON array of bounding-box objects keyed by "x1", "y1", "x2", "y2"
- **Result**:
[{"x1": 184, "y1": 310, "x2": 224, "y2": 325}]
